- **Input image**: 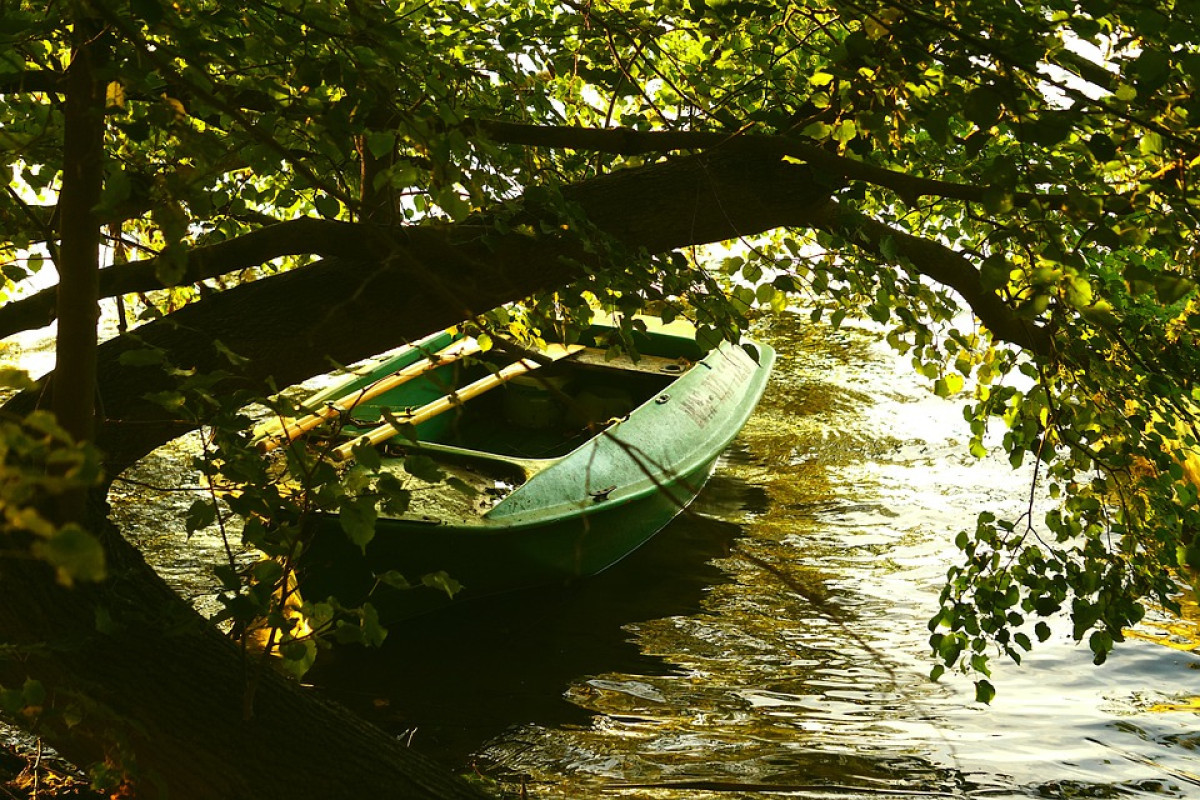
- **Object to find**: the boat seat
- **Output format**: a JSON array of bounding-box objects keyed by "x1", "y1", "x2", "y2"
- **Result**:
[{"x1": 572, "y1": 348, "x2": 692, "y2": 376}]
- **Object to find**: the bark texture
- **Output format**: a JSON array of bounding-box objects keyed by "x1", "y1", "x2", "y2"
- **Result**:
[
  {"x1": 0, "y1": 503, "x2": 489, "y2": 800},
  {"x1": 53, "y1": 16, "x2": 105, "y2": 445}
]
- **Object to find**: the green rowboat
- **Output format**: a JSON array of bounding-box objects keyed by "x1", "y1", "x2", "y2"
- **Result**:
[{"x1": 285, "y1": 317, "x2": 774, "y2": 620}]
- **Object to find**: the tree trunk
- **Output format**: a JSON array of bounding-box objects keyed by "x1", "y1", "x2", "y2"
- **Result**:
[
  {"x1": 51, "y1": 10, "x2": 105, "y2": 523},
  {"x1": 0, "y1": 500, "x2": 489, "y2": 799}
]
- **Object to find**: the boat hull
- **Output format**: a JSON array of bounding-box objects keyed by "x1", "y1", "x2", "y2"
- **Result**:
[
  {"x1": 298, "y1": 455, "x2": 722, "y2": 620},
  {"x1": 295, "y1": 323, "x2": 775, "y2": 621}
]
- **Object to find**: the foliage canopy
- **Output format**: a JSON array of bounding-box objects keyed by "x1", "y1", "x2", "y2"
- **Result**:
[{"x1": 2, "y1": 0, "x2": 1200, "y2": 787}]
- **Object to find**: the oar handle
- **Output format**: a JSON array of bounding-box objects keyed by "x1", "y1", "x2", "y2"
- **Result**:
[
  {"x1": 332, "y1": 343, "x2": 584, "y2": 463},
  {"x1": 258, "y1": 338, "x2": 480, "y2": 452}
]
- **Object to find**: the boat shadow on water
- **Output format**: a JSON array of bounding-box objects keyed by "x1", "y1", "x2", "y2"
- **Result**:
[{"x1": 306, "y1": 474, "x2": 752, "y2": 764}]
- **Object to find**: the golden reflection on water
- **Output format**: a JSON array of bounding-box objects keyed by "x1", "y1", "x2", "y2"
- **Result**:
[
  {"x1": 1125, "y1": 591, "x2": 1200, "y2": 714},
  {"x1": 1128, "y1": 593, "x2": 1200, "y2": 656}
]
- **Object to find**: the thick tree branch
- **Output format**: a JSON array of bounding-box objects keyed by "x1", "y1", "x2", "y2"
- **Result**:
[
  {"x1": 4, "y1": 146, "x2": 1050, "y2": 365},
  {"x1": 0, "y1": 69, "x2": 65, "y2": 94},
  {"x1": 472, "y1": 119, "x2": 1075, "y2": 208},
  {"x1": 7, "y1": 147, "x2": 831, "y2": 473},
  {"x1": 6, "y1": 146, "x2": 1051, "y2": 472},
  {"x1": 0, "y1": 218, "x2": 385, "y2": 338}
]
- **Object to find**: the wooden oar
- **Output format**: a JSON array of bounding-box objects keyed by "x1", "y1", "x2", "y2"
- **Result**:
[
  {"x1": 258, "y1": 338, "x2": 482, "y2": 452},
  {"x1": 331, "y1": 343, "x2": 585, "y2": 463},
  {"x1": 253, "y1": 334, "x2": 441, "y2": 442}
]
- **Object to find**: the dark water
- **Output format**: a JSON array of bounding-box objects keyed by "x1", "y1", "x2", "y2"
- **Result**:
[{"x1": 105, "y1": 312, "x2": 1200, "y2": 798}]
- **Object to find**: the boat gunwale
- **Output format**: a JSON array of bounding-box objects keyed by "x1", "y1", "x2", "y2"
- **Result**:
[{"x1": 365, "y1": 337, "x2": 776, "y2": 534}]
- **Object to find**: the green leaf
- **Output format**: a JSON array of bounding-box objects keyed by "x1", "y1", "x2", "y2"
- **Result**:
[
  {"x1": 800, "y1": 121, "x2": 831, "y2": 139},
  {"x1": 213, "y1": 340, "x2": 250, "y2": 367},
  {"x1": 118, "y1": 347, "x2": 166, "y2": 367},
  {"x1": 213, "y1": 563, "x2": 242, "y2": 591},
  {"x1": 1153, "y1": 274, "x2": 1195, "y2": 305},
  {"x1": 365, "y1": 131, "x2": 397, "y2": 159},
  {"x1": 379, "y1": 410, "x2": 418, "y2": 442},
  {"x1": 1086, "y1": 133, "x2": 1118, "y2": 161},
  {"x1": 377, "y1": 473, "x2": 411, "y2": 515},
  {"x1": 963, "y1": 87, "x2": 1003, "y2": 127},
  {"x1": 338, "y1": 495, "x2": 378, "y2": 550},
  {"x1": 314, "y1": 194, "x2": 341, "y2": 218},
  {"x1": 0, "y1": 689, "x2": 24, "y2": 716},
  {"x1": 1088, "y1": 630, "x2": 1112, "y2": 665},
  {"x1": 185, "y1": 499, "x2": 217, "y2": 535},
  {"x1": 251, "y1": 559, "x2": 284, "y2": 587},
  {"x1": 22, "y1": 679, "x2": 45, "y2": 708},
  {"x1": 144, "y1": 391, "x2": 187, "y2": 413},
  {"x1": 361, "y1": 603, "x2": 388, "y2": 647},
  {"x1": 279, "y1": 640, "x2": 310, "y2": 662},
  {"x1": 351, "y1": 439, "x2": 382, "y2": 472},
  {"x1": 832, "y1": 119, "x2": 857, "y2": 144},
  {"x1": 421, "y1": 570, "x2": 463, "y2": 598},
  {"x1": 334, "y1": 620, "x2": 364, "y2": 645},
  {"x1": 1139, "y1": 131, "x2": 1164, "y2": 155},
  {"x1": 979, "y1": 255, "x2": 1011, "y2": 292},
  {"x1": 376, "y1": 570, "x2": 412, "y2": 590},
  {"x1": 982, "y1": 185, "x2": 1014, "y2": 214},
  {"x1": 437, "y1": 190, "x2": 472, "y2": 222},
  {"x1": 31, "y1": 525, "x2": 106, "y2": 586},
  {"x1": 974, "y1": 679, "x2": 996, "y2": 704},
  {"x1": 1132, "y1": 49, "x2": 1171, "y2": 92},
  {"x1": 0, "y1": 368, "x2": 37, "y2": 391}
]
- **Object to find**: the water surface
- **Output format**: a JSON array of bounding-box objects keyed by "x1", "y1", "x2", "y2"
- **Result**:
[
  {"x1": 313, "y1": 313, "x2": 1200, "y2": 798},
  {"x1": 107, "y1": 312, "x2": 1200, "y2": 798}
]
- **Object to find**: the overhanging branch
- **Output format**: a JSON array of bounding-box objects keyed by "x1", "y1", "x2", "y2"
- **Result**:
[
  {"x1": 5, "y1": 146, "x2": 1052, "y2": 474},
  {"x1": 810, "y1": 199, "x2": 1053, "y2": 355},
  {"x1": 0, "y1": 69, "x2": 65, "y2": 95},
  {"x1": 472, "y1": 119, "x2": 1076, "y2": 209},
  {"x1": 0, "y1": 218, "x2": 385, "y2": 338}
]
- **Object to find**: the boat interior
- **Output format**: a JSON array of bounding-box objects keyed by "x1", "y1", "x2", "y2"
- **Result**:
[
  {"x1": 339, "y1": 342, "x2": 695, "y2": 462},
  {"x1": 298, "y1": 334, "x2": 702, "y2": 520},
  {"x1": 252, "y1": 326, "x2": 709, "y2": 520}
]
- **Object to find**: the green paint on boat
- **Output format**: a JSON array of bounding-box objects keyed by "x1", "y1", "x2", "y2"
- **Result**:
[{"x1": 296, "y1": 318, "x2": 775, "y2": 620}]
